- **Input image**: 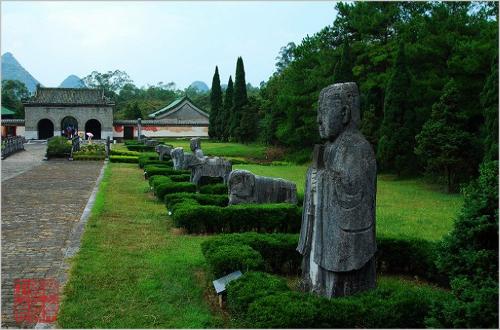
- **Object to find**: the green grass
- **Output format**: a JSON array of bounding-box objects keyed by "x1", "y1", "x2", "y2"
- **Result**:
[
  {"x1": 161, "y1": 139, "x2": 267, "y2": 159},
  {"x1": 57, "y1": 164, "x2": 223, "y2": 328},
  {"x1": 234, "y1": 164, "x2": 463, "y2": 241}
]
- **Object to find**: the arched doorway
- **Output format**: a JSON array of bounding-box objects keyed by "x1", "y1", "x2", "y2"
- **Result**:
[
  {"x1": 38, "y1": 119, "x2": 54, "y2": 139},
  {"x1": 85, "y1": 119, "x2": 101, "y2": 140},
  {"x1": 61, "y1": 116, "x2": 78, "y2": 138}
]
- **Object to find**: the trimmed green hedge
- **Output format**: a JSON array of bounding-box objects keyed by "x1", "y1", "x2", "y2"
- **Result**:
[
  {"x1": 171, "y1": 200, "x2": 301, "y2": 234},
  {"x1": 165, "y1": 193, "x2": 228, "y2": 212},
  {"x1": 126, "y1": 144, "x2": 155, "y2": 152},
  {"x1": 202, "y1": 232, "x2": 300, "y2": 277},
  {"x1": 201, "y1": 233, "x2": 444, "y2": 285},
  {"x1": 110, "y1": 149, "x2": 141, "y2": 157},
  {"x1": 47, "y1": 136, "x2": 72, "y2": 158},
  {"x1": 199, "y1": 183, "x2": 227, "y2": 194},
  {"x1": 140, "y1": 159, "x2": 173, "y2": 169},
  {"x1": 154, "y1": 178, "x2": 196, "y2": 201},
  {"x1": 109, "y1": 155, "x2": 139, "y2": 163},
  {"x1": 144, "y1": 166, "x2": 188, "y2": 179},
  {"x1": 227, "y1": 272, "x2": 451, "y2": 328},
  {"x1": 138, "y1": 153, "x2": 160, "y2": 168}
]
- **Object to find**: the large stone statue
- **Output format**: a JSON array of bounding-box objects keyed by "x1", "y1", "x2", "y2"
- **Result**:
[
  {"x1": 190, "y1": 157, "x2": 232, "y2": 186},
  {"x1": 228, "y1": 170, "x2": 298, "y2": 205},
  {"x1": 156, "y1": 144, "x2": 173, "y2": 161},
  {"x1": 190, "y1": 137, "x2": 205, "y2": 159},
  {"x1": 297, "y1": 82, "x2": 377, "y2": 298}
]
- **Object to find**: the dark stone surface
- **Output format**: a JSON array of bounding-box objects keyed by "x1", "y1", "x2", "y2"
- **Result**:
[
  {"x1": 155, "y1": 145, "x2": 172, "y2": 161},
  {"x1": 228, "y1": 169, "x2": 297, "y2": 205},
  {"x1": 297, "y1": 82, "x2": 377, "y2": 297}
]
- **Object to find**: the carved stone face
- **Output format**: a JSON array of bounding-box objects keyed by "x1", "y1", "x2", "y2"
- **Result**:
[
  {"x1": 317, "y1": 82, "x2": 360, "y2": 140},
  {"x1": 228, "y1": 170, "x2": 255, "y2": 203},
  {"x1": 190, "y1": 138, "x2": 201, "y2": 152},
  {"x1": 170, "y1": 147, "x2": 184, "y2": 169}
]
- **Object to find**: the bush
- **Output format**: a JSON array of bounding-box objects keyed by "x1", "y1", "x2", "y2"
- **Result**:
[
  {"x1": 124, "y1": 140, "x2": 143, "y2": 146},
  {"x1": 237, "y1": 277, "x2": 451, "y2": 328},
  {"x1": 145, "y1": 166, "x2": 188, "y2": 179},
  {"x1": 126, "y1": 144, "x2": 155, "y2": 152},
  {"x1": 203, "y1": 244, "x2": 264, "y2": 278},
  {"x1": 226, "y1": 272, "x2": 289, "y2": 315},
  {"x1": 155, "y1": 180, "x2": 196, "y2": 201},
  {"x1": 110, "y1": 149, "x2": 141, "y2": 157},
  {"x1": 138, "y1": 152, "x2": 160, "y2": 168},
  {"x1": 109, "y1": 155, "x2": 139, "y2": 163},
  {"x1": 140, "y1": 159, "x2": 173, "y2": 169},
  {"x1": 165, "y1": 193, "x2": 228, "y2": 212},
  {"x1": 78, "y1": 144, "x2": 105, "y2": 154},
  {"x1": 199, "y1": 183, "x2": 227, "y2": 194},
  {"x1": 46, "y1": 136, "x2": 72, "y2": 158},
  {"x1": 202, "y1": 233, "x2": 301, "y2": 277},
  {"x1": 172, "y1": 200, "x2": 301, "y2": 234},
  {"x1": 169, "y1": 174, "x2": 191, "y2": 182}
]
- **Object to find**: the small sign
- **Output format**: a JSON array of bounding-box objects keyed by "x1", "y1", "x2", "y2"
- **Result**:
[{"x1": 213, "y1": 270, "x2": 242, "y2": 295}]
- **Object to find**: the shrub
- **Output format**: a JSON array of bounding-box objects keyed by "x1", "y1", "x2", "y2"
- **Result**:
[
  {"x1": 109, "y1": 155, "x2": 139, "y2": 163},
  {"x1": 226, "y1": 272, "x2": 289, "y2": 315},
  {"x1": 164, "y1": 193, "x2": 228, "y2": 212},
  {"x1": 169, "y1": 174, "x2": 191, "y2": 182},
  {"x1": 72, "y1": 154, "x2": 105, "y2": 161},
  {"x1": 79, "y1": 144, "x2": 105, "y2": 154},
  {"x1": 126, "y1": 144, "x2": 155, "y2": 152},
  {"x1": 124, "y1": 140, "x2": 143, "y2": 146},
  {"x1": 155, "y1": 181, "x2": 196, "y2": 201},
  {"x1": 46, "y1": 136, "x2": 72, "y2": 158},
  {"x1": 202, "y1": 233, "x2": 301, "y2": 276},
  {"x1": 138, "y1": 153, "x2": 160, "y2": 168},
  {"x1": 203, "y1": 244, "x2": 264, "y2": 278},
  {"x1": 145, "y1": 166, "x2": 188, "y2": 179},
  {"x1": 110, "y1": 149, "x2": 141, "y2": 157},
  {"x1": 140, "y1": 159, "x2": 173, "y2": 169},
  {"x1": 172, "y1": 200, "x2": 301, "y2": 234},
  {"x1": 199, "y1": 183, "x2": 227, "y2": 194}
]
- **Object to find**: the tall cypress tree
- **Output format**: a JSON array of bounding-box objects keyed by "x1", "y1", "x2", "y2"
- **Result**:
[
  {"x1": 209, "y1": 66, "x2": 223, "y2": 139},
  {"x1": 221, "y1": 76, "x2": 234, "y2": 141},
  {"x1": 333, "y1": 39, "x2": 355, "y2": 83},
  {"x1": 480, "y1": 53, "x2": 498, "y2": 162},
  {"x1": 229, "y1": 57, "x2": 248, "y2": 140},
  {"x1": 377, "y1": 42, "x2": 417, "y2": 175}
]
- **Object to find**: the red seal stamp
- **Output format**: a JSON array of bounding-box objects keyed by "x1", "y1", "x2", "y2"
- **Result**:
[{"x1": 13, "y1": 278, "x2": 59, "y2": 324}]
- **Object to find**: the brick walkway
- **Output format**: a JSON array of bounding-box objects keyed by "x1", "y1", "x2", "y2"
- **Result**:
[{"x1": 1, "y1": 157, "x2": 103, "y2": 328}]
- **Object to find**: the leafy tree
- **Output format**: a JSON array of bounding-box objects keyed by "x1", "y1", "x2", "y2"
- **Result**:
[
  {"x1": 415, "y1": 80, "x2": 479, "y2": 192},
  {"x1": 480, "y1": 53, "x2": 498, "y2": 162},
  {"x1": 209, "y1": 66, "x2": 223, "y2": 139},
  {"x1": 83, "y1": 70, "x2": 132, "y2": 99},
  {"x1": 333, "y1": 39, "x2": 354, "y2": 83},
  {"x1": 1, "y1": 80, "x2": 29, "y2": 118},
  {"x1": 221, "y1": 76, "x2": 234, "y2": 141},
  {"x1": 360, "y1": 104, "x2": 379, "y2": 149},
  {"x1": 428, "y1": 161, "x2": 499, "y2": 328},
  {"x1": 230, "y1": 57, "x2": 248, "y2": 141},
  {"x1": 239, "y1": 96, "x2": 260, "y2": 143},
  {"x1": 377, "y1": 41, "x2": 417, "y2": 175},
  {"x1": 125, "y1": 102, "x2": 142, "y2": 119},
  {"x1": 275, "y1": 42, "x2": 296, "y2": 74}
]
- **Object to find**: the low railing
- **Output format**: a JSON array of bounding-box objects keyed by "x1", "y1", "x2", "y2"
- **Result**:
[{"x1": 1, "y1": 136, "x2": 25, "y2": 159}]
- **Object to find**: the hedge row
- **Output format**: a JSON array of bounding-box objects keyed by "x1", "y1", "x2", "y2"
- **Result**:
[
  {"x1": 201, "y1": 232, "x2": 446, "y2": 285},
  {"x1": 201, "y1": 232, "x2": 299, "y2": 277},
  {"x1": 126, "y1": 145, "x2": 155, "y2": 152},
  {"x1": 109, "y1": 155, "x2": 139, "y2": 163},
  {"x1": 171, "y1": 199, "x2": 301, "y2": 234},
  {"x1": 110, "y1": 149, "x2": 141, "y2": 157},
  {"x1": 144, "y1": 166, "x2": 188, "y2": 179},
  {"x1": 140, "y1": 159, "x2": 173, "y2": 169},
  {"x1": 199, "y1": 183, "x2": 227, "y2": 194},
  {"x1": 165, "y1": 193, "x2": 228, "y2": 213},
  {"x1": 226, "y1": 272, "x2": 451, "y2": 328},
  {"x1": 138, "y1": 153, "x2": 161, "y2": 168}
]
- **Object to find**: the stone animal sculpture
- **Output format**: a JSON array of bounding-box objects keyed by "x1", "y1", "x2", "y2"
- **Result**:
[
  {"x1": 228, "y1": 170, "x2": 298, "y2": 205},
  {"x1": 297, "y1": 82, "x2": 377, "y2": 298},
  {"x1": 156, "y1": 144, "x2": 173, "y2": 161},
  {"x1": 189, "y1": 137, "x2": 205, "y2": 159},
  {"x1": 145, "y1": 139, "x2": 159, "y2": 147},
  {"x1": 189, "y1": 157, "x2": 232, "y2": 186},
  {"x1": 170, "y1": 147, "x2": 204, "y2": 170}
]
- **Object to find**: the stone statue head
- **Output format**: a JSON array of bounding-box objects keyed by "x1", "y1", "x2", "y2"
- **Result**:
[
  {"x1": 228, "y1": 170, "x2": 255, "y2": 203},
  {"x1": 190, "y1": 138, "x2": 201, "y2": 152},
  {"x1": 170, "y1": 147, "x2": 184, "y2": 169},
  {"x1": 317, "y1": 82, "x2": 360, "y2": 140}
]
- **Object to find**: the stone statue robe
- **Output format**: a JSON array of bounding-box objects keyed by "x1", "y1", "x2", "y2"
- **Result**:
[{"x1": 297, "y1": 128, "x2": 377, "y2": 297}]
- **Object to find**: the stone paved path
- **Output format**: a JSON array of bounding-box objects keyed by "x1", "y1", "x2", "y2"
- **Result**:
[
  {"x1": 1, "y1": 144, "x2": 47, "y2": 182},
  {"x1": 1, "y1": 156, "x2": 103, "y2": 328}
]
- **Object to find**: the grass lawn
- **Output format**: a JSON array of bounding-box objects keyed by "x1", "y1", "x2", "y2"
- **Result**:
[
  {"x1": 57, "y1": 163, "x2": 223, "y2": 328},
  {"x1": 234, "y1": 164, "x2": 463, "y2": 242},
  {"x1": 160, "y1": 139, "x2": 267, "y2": 159}
]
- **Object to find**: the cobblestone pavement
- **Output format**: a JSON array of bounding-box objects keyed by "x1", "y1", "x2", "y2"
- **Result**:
[
  {"x1": 1, "y1": 159, "x2": 103, "y2": 328},
  {"x1": 1, "y1": 144, "x2": 47, "y2": 182}
]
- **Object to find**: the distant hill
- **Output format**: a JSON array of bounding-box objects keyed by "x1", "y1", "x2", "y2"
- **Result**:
[
  {"x1": 59, "y1": 74, "x2": 86, "y2": 88},
  {"x1": 1, "y1": 52, "x2": 41, "y2": 93},
  {"x1": 188, "y1": 81, "x2": 209, "y2": 92}
]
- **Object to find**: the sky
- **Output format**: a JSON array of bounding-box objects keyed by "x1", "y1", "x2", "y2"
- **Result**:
[{"x1": 1, "y1": 1, "x2": 337, "y2": 89}]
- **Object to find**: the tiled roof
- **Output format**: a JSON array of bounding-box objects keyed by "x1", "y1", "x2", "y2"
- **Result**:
[
  {"x1": 1, "y1": 106, "x2": 16, "y2": 116},
  {"x1": 1, "y1": 119, "x2": 25, "y2": 125},
  {"x1": 113, "y1": 119, "x2": 208, "y2": 126},
  {"x1": 148, "y1": 95, "x2": 208, "y2": 119},
  {"x1": 23, "y1": 87, "x2": 114, "y2": 106}
]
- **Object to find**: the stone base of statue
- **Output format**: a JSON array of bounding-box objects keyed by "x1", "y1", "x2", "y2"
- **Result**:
[{"x1": 300, "y1": 253, "x2": 376, "y2": 297}]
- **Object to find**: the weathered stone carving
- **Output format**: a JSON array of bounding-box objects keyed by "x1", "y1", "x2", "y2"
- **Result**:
[
  {"x1": 190, "y1": 137, "x2": 205, "y2": 159},
  {"x1": 156, "y1": 144, "x2": 173, "y2": 161},
  {"x1": 228, "y1": 170, "x2": 298, "y2": 205},
  {"x1": 170, "y1": 147, "x2": 203, "y2": 170},
  {"x1": 145, "y1": 139, "x2": 159, "y2": 147},
  {"x1": 297, "y1": 82, "x2": 377, "y2": 298},
  {"x1": 190, "y1": 157, "x2": 232, "y2": 186}
]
